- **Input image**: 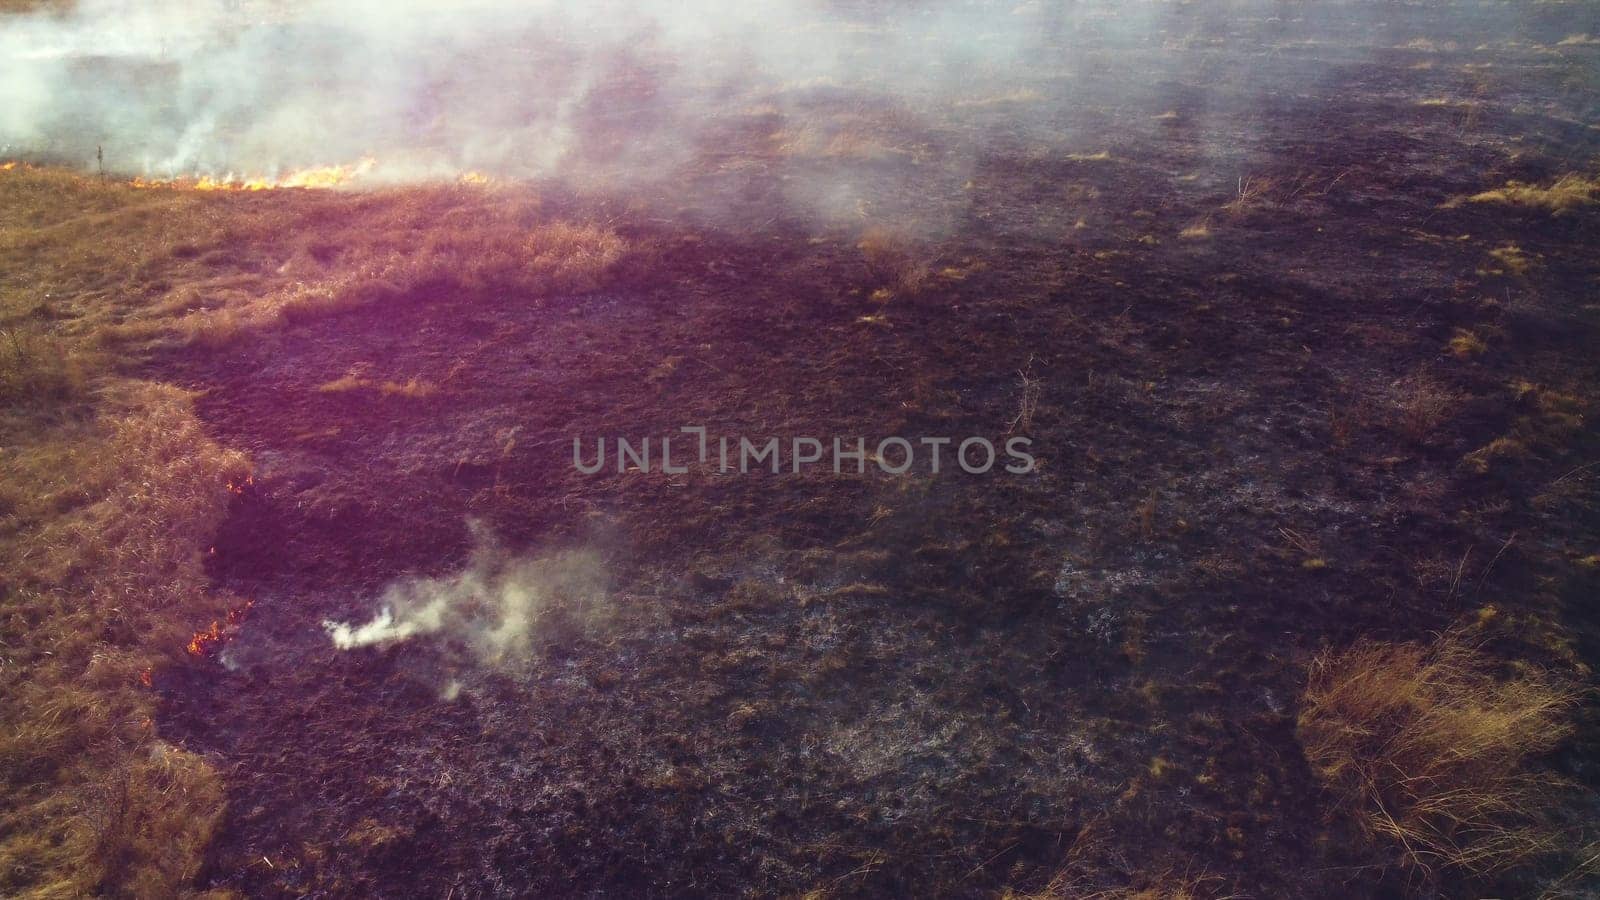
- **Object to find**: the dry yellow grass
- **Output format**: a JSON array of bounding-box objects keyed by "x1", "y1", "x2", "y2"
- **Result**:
[
  {"x1": 0, "y1": 165, "x2": 627, "y2": 352},
  {"x1": 380, "y1": 377, "x2": 439, "y2": 399},
  {"x1": 1222, "y1": 175, "x2": 1276, "y2": 215},
  {"x1": 189, "y1": 214, "x2": 626, "y2": 346},
  {"x1": 0, "y1": 380, "x2": 248, "y2": 897},
  {"x1": 1298, "y1": 631, "x2": 1585, "y2": 878},
  {"x1": 1459, "y1": 174, "x2": 1599, "y2": 214},
  {"x1": 1391, "y1": 373, "x2": 1461, "y2": 442},
  {"x1": 1011, "y1": 814, "x2": 1234, "y2": 899},
  {"x1": 857, "y1": 227, "x2": 930, "y2": 297},
  {"x1": 1448, "y1": 328, "x2": 1488, "y2": 359}
]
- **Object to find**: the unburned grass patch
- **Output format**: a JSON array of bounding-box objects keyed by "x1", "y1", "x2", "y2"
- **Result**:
[
  {"x1": 857, "y1": 226, "x2": 931, "y2": 297},
  {"x1": 1297, "y1": 630, "x2": 1592, "y2": 881},
  {"x1": 2, "y1": 166, "x2": 629, "y2": 352},
  {"x1": 0, "y1": 380, "x2": 249, "y2": 896},
  {"x1": 1454, "y1": 173, "x2": 1600, "y2": 214}
]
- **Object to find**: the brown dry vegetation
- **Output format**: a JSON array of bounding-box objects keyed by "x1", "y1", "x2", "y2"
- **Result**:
[
  {"x1": 1297, "y1": 631, "x2": 1590, "y2": 880},
  {"x1": 0, "y1": 165, "x2": 627, "y2": 897},
  {"x1": 0, "y1": 380, "x2": 247, "y2": 897},
  {"x1": 1459, "y1": 173, "x2": 1600, "y2": 214},
  {"x1": 856, "y1": 227, "x2": 931, "y2": 297},
  {"x1": 0, "y1": 168, "x2": 624, "y2": 354}
]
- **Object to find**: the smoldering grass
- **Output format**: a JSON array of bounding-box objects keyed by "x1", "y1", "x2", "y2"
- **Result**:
[{"x1": 323, "y1": 524, "x2": 610, "y2": 670}]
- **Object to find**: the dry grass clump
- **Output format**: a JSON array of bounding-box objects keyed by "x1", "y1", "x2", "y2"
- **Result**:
[
  {"x1": 1390, "y1": 374, "x2": 1461, "y2": 443},
  {"x1": 857, "y1": 227, "x2": 930, "y2": 297},
  {"x1": 1222, "y1": 175, "x2": 1276, "y2": 215},
  {"x1": 1460, "y1": 381, "x2": 1587, "y2": 476},
  {"x1": 1297, "y1": 631, "x2": 1586, "y2": 879},
  {"x1": 380, "y1": 377, "x2": 439, "y2": 399},
  {"x1": 1458, "y1": 174, "x2": 1599, "y2": 214},
  {"x1": 1448, "y1": 328, "x2": 1488, "y2": 359}
]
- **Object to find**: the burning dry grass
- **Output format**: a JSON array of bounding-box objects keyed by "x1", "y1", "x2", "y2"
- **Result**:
[
  {"x1": 1297, "y1": 631, "x2": 1590, "y2": 880},
  {"x1": 0, "y1": 380, "x2": 249, "y2": 896},
  {"x1": 323, "y1": 536, "x2": 609, "y2": 668}
]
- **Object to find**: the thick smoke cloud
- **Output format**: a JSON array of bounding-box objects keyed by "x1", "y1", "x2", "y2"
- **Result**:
[
  {"x1": 0, "y1": 0, "x2": 1069, "y2": 179},
  {"x1": 0, "y1": 0, "x2": 1538, "y2": 226}
]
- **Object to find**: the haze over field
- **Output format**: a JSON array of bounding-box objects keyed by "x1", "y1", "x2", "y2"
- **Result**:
[{"x1": 0, "y1": 0, "x2": 1544, "y2": 200}]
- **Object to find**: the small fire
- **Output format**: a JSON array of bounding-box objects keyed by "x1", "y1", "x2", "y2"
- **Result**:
[
  {"x1": 226, "y1": 474, "x2": 255, "y2": 495},
  {"x1": 133, "y1": 157, "x2": 378, "y2": 192},
  {"x1": 186, "y1": 620, "x2": 225, "y2": 656},
  {"x1": 186, "y1": 599, "x2": 255, "y2": 658},
  {"x1": 138, "y1": 667, "x2": 154, "y2": 688},
  {"x1": 1, "y1": 161, "x2": 16, "y2": 171}
]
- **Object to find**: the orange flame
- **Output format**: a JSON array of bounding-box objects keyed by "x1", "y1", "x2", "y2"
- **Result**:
[
  {"x1": 226, "y1": 474, "x2": 255, "y2": 495},
  {"x1": 186, "y1": 599, "x2": 255, "y2": 658},
  {"x1": 134, "y1": 157, "x2": 378, "y2": 192},
  {"x1": 187, "y1": 620, "x2": 224, "y2": 656}
]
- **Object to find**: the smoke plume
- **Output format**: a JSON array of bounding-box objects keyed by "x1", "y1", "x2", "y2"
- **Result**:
[
  {"x1": 0, "y1": 0, "x2": 1542, "y2": 228},
  {"x1": 323, "y1": 524, "x2": 607, "y2": 665}
]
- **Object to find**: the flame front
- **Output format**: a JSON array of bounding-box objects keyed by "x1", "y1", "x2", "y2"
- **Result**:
[{"x1": 134, "y1": 157, "x2": 379, "y2": 192}]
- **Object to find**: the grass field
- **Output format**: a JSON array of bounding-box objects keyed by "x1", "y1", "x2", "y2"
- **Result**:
[{"x1": 3, "y1": 0, "x2": 1600, "y2": 897}]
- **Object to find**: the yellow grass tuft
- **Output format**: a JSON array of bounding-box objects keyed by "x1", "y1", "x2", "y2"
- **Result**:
[
  {"x1": 380, "y1": 377, "x2": 438, "y2": 399},
  {"x1": 318, "y1": 373, "x2": 372, "y2": 393},
  {"x1": 1448, "y1": 328, "x2": 1488, "y2": 359},
  {"x1": 1298, "y1": 631, "x2": 1585, "y2": 877},
  {"x1": 1459, "y1": 174, "x2": 1599, "y2": 214},
  {"x1": 857, "y1": 227, "x2": 930, "y2": 296}
]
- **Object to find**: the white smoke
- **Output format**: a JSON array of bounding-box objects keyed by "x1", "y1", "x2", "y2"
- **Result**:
[
  {"x1": 0, "y1": 0, "x2": 1049, "y2": 177},
  {"x1": 323, "y1": 524, "x2": 607, "y2": 665},
  {"x1": 0, "y1": 0, "x2": 1541, "y2": 228}
]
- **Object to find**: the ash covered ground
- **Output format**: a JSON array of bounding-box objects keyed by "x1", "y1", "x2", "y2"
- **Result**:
[{"x1": 7, "y1": 0, "x2": 1595, "y2": 896}]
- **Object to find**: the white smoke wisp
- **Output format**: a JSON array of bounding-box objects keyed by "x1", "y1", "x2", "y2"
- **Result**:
[{"x1": 323, "y1": 526, "x2": 608, "y2": 666}]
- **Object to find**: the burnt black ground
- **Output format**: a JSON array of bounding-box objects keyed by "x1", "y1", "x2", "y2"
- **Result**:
[{"x1": 152, "y1": 4, "x2": 1600, "y2": 897}]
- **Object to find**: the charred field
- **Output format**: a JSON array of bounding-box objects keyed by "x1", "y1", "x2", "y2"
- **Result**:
[{"x1": 4, "y1": 1, "x2": 1600, "y2": 898}]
